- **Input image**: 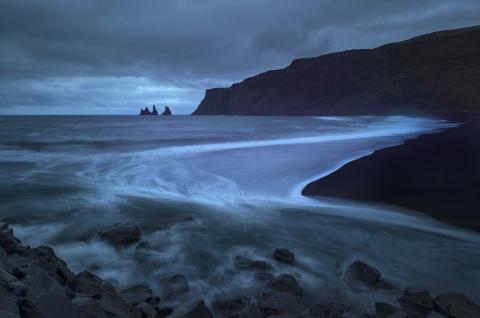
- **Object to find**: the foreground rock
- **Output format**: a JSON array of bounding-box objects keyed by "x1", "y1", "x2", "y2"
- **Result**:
[
  {"x1": 344, "y1": 260, "x2": 395, "y2": 290},
  {"x1": 434, "y1": 292, "x2": 480, "y2": 318},
  {"x1": 2, "y1": 223, "x2": 480, "y2": 318},
  {"x1": 0, "y1": 222, "x2": 147, "y2": 317},
  {"x1": 272, "y1": 248, "x2": 295, "y2": 265},
  {"x1": 182, "y1": 299, "x2": 212, "y2": 318},
  {"x1": 98, "y1": 222, "x2": 141, "y2": 246}
]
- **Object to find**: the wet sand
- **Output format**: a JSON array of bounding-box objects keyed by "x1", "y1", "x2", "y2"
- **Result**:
[{"x1": 302, "y1": 114, "x2": 480, "y2": 232}]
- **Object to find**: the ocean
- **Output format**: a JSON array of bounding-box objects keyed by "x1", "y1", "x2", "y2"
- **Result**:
[{"x1": 1, "y1": 115, "x2": 478, "y2": 312}]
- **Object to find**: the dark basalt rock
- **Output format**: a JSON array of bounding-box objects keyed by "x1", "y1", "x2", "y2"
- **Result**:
[
  {"x1": 433, "y1": 292, "x2": 480, "y2": 318},
  {"x1": 234, "y1": 255, "x2": 273, "y2": 272},
  {"x1": 120, "y1": 284, "x2": 155, "y2": 306},
  {"x1": 182, "y1": 299, "x2": 213, "y2": 318},
  {"x1": 268, "y1": 274, "x2": 303, "y2": 297},
  {"x1": 398, "y1": 288, "x2": 434, "y2": 317},
  {"x1": 310, "y1": 302, "x2": 351, "y2": 318},
  {"x1": 98, "y1": 222, "x2": 141, "y2": 246},
  {"x1": 163, "y1": 273, "x2": 190, "y2": 300},
  {"x1": 259, "y1": 291, "x2": 310, "y2": 317},
  {"x1": 162, "y1": 106, "x2": 172, "y2": 116},
  {"x1": 212, "y1": 296, "x2": 250, "y2": 316},
  {"x1": 375, "y1": 302, "x2": 402, "y2": 318},
  {"x1": 344, "y1": 260, "x2": 395, "y2": 290},
  {"x1": 272, "y1": 248, "x2": 295, "y2": 265}
]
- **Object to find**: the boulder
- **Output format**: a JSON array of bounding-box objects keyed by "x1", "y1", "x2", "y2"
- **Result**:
[
  {"x1": 0, "y1": 285, "x2": 20, "y2": 318},
  {"x1": 120, "y1": 284, "x2": 154, "y2": 306},
  {"x1": 234, "y1": 256, "x2": 273, "y2": 272},
  {"x1": 22, "y1": 265, "x2": 74, "y2": 318},
  {"x1": 433, "y1": 292, "x2": 480, "y2": 318},
  {"x1": 0, "y1": 226, "x2": 24, "y2": 255},
  {"x1": 344, "y1": 260, "x2": 395, "y2": 290},
  {"x1": 98, "y1": 223, "x2": 141, "y2": 246},
  {"x1": 375, "y1": 302, "x2": 402, "y2": 318},
  {"x1": 17, "y1": 298, "x2": 44, "y2": 318},
  {"x1": 15, "y1": 246, "x2": 75, "y2": 285},
  {"x1": 259, "y1": 291, "x2": 309, "y2": 317},
  {"x1": 213, "y1": 297, "x2": 250, "y2": 316},
  {"x1": 0, "y1": 266, "x2": 26, "y2": 297},
  {"x1": 182, "y1": 299, "x2": 213, "y2": 318},
  {"x1": 163, "y1": 274, "x2": 189, "y2": 300},
  {"x1": 272, "y1": 248, "x2": 295, "y2": 265},
  {"x1": 310, "y1": 302, "x2": 351, "y2": 317},
  {"x1": 137, "y1": 301, "x2": 158, "y2": 318},
  {"x1": 268, "y1": 274, "x2": 303, "y2": 297},
  {"x1": 398, "y1": 288, "x2": 433, "y2": 317},
  {"x1": 68, "y1": 271, "x2": 115, "y2": 298}
]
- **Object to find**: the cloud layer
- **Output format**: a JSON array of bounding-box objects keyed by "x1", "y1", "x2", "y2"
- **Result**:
[{"x1": 1, "y1": 0, "x2": 479, "y2": 114}]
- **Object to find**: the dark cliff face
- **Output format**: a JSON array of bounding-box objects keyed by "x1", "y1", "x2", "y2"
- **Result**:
[{"x1": 193, "y1": 26, "x2": 480, "y2": 115}]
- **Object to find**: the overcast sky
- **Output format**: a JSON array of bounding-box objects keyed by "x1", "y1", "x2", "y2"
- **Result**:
[{"x1": 1, "y1": 0, "x2": 479, "y2": 115}]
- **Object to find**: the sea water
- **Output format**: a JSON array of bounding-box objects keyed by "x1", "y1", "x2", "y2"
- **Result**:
[{"x1": 0, "y1": 115, "x2": 478, "y2": 312}]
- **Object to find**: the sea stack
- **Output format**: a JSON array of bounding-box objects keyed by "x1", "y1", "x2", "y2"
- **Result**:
[
  {"x1": 139, "y1": 105, "x2": 158, "y2": 115},
  {"x1": 162, "y1": 106, "x2": 172, "y2": 116}
]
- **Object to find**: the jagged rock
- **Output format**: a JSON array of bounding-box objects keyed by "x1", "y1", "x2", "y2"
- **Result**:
[
  {"x1": 229, "y1": 302, "x2": 262, "y2": 318},
  {"x1": 234, "y1": 256, "x2": 273, "y2": 272},
  {"x1": 268, "y1": 274, "x2": 303, "y2": 297},
  {"x1": 68, "y1": 271, "x2": 115, "y2": 298},
  {"x1": 17, "y1": 298, "x2": 44, "y2": 318},
  {"x1": 98, "y1": 291, "x2": 140, "y2": 318},
  {"x1": 213, "y1": 296, "x2": 250, "y2": 315},
  {"x1": 22, "y1": 265, "x2": 74, "y2": 318},
  {"x1": 156, "y1": 306, "x2": 174, "y2": 317},
  {"x1": 98, "y1": 222, "x2": 141, "y2": 246},
  {"x1": 138, "y1": 301, "x2": 158, "y2": 318},
  {"x1": 0, "y1": 285, "x2": 21, "y2": 318},
  {"x1": 152, "y1": 105, "x2": 159, "y2": 116},
  {"x1": 0, "y1": 226, "x2": 24, "y2": 255},
  {"x1": 182, "y1": 299, "x2": 213, "y2": 318},
  {"x1": 433, "y1": 292, "x2": 480, "y2": 318},
  {"x1": 310, "y1": 302, "x2": 351, "y2": 317},
  {"x1": 344, "y1": 260, "x2": 395, "y2": 290},
  {"x1": 398, "y1": 288, "x2": 433, "y2": 317},
  {"x1": 272, "y1": 248, "x2": 295, "y2": 265},
  {"x1": 163, "y1": 273, "x2": 189, "y2": 300},
  {"x1": 162, "y1": 106, "x2": 172, "y2": 116},
  {"x1": 11, "y1": 246, "x2": 75, "y2": 287},
  {"x1": 259, "y1": 291, "x2": 310, "y2": 317},
  {"x1": 386, "y1": 312, "x2": 408, "y2": 318},
  {"x1": 375, "y1": 302, "x2": 402, "y2": 318},
  {"x1": 0, "y1": 266, "x2": 26, "y2": 297},
  {"x1": 120, "y1": 284, "x2": 154, "y2": 306}
]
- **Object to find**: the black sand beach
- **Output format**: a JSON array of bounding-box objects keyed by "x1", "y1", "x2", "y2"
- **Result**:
[{"x1": 302, "y1": 114, "x2": 480, "y2": 232}]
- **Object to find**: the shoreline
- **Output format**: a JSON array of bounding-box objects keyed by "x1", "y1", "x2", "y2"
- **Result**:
[{"x1": 302, "y1": 114, "x2": 480, "y2": 232}]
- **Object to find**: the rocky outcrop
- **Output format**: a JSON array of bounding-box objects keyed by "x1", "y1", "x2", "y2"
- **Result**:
[
  {"x1": 344, "y1": 260, "x2": 395, "y2": 290},
  {"x1": 2, "y1": 226, "x2": 479, "y2": 318},
  {"x1": 140, "y1": 105, "x2": 159, "y2": 115},
  {"x1": 162, "y1": 106, "x2": 172, "y2": 116},
  {"x1": 98, "y1": 222, "x2": 141, "y2": 246},
  {"x1": 272, "y1": 248, "x2": 295, "y2": 265},
  {"x1": 193, "y1": 25, "x2": 480, "y2": 115}
]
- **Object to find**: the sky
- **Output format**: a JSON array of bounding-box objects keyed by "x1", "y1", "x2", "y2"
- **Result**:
[{"x1": 1, "y1": 0, "x2": 479, "y2": 115}]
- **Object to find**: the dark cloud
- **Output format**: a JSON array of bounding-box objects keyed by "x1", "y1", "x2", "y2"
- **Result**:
[{"x1": 0, "y1": 0, "x2": 479, "y2": 114}]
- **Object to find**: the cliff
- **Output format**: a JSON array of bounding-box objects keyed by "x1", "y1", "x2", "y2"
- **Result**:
[{"x1": 193, "y1": 25, "x2": 480, "y2": 115}]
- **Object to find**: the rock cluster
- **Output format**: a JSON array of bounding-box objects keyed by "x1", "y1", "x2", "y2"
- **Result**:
[
  {"x1": 2, "y1": 221, "x2": 479, "y2": 318},
  {"x1": 140, "y1": 105, "x2": 158, "y2": 115}
]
